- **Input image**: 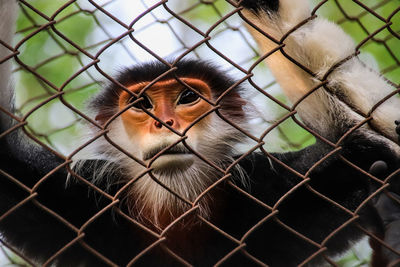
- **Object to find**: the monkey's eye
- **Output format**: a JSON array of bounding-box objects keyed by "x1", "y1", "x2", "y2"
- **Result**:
[
  {"x1": 128, "y1": 95, "x2": 153, "y2": 110},
  {"x1": 178, "y1": 89, "x2": 200, "y2": 105}
]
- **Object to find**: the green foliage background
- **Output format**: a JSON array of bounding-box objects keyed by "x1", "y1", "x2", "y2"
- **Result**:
[{"x1": 14, "y1": 0, "x2": 97, "y2": 154}]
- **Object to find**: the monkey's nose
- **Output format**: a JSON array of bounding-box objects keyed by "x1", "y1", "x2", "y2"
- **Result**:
[{"x1": 154, "y1": 119, "x2": 174, "y2": 128}]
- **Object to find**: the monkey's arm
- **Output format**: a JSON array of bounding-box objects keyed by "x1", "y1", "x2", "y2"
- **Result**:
[
  {"x1": 233, "y1": 138, "x2": 389, "y2": 266},
  {"x1": 0, "y1": 2, "x2": 136, "y2": 264},
  {"x1": 240, "y1": 0, "x2": 400, "y2": 151},
  {"x1": 0, "y1": 133, "x2": 143, "y2": 266},
  {"x1": 0, "y1": 0, "x2": 69, "y2": 221},
  {"x1": 233, "y1": 133, "x2": 400, "y2": 266},
  {"x1": 240, "y1": 1, "x2": 400, "y2": 263}
]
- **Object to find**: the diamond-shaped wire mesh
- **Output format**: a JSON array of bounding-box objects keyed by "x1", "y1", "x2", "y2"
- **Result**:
[{"x1": 0, "y1": 0, "x2": 399, "y2": 266}]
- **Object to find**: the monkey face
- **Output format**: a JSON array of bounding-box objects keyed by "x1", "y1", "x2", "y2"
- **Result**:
[{"x1": 118, "y1": 78, "x2": 213, "y2": 173}]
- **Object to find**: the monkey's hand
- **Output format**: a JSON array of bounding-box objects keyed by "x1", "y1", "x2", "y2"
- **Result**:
[
  {"x1": 240, "y1": 0, "x2": 400, "y2": 150},
  {"x1": 369, "y1": 150, "x2": 400, "y2": 264},
  {"x1": 375, "y1": 192, "x2": 400, "y2": 264}
]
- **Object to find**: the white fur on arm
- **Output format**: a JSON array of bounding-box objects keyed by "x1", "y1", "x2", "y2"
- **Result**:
[
  {"x1": 0, "y1": 0, "x2": 18, "y2": 121},
  {"x1": 242, "y1": 0, "x2": 400, "y2": 149}
]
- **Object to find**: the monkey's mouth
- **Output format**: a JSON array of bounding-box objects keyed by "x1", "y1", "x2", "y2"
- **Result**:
[{"x1": 143, "y1": 144, "x2": 191, "y2": 161}]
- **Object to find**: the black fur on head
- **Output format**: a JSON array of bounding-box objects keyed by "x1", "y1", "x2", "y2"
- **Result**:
[
  {"x1": 89, "y1": 59, "x2": 247, "y2": 124},
  {"x1": 239, "y1": 0, "x2": 279, "y2": 14}
]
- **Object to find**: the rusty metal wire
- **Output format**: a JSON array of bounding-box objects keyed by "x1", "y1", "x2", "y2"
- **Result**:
[{"x1": 0, "y1": 0, "x2": 399, "y2": 266}]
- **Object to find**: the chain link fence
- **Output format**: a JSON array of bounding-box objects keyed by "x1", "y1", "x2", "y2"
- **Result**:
[{"x1": 0, "y1": 0, "x2": 399, "y2": 266}]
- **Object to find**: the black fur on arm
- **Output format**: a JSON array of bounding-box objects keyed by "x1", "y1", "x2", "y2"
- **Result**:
[{"x1": 238, "y1": 0, "x2": 279, "y2": 14}]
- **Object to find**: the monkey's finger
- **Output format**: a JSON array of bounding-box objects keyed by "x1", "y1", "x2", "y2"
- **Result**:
[
  {"x1": 374, "y1": 192, "x2": 400, "y2": 262},
  {"x1": 395, "y1": 120, "x2": 400, "y2": 143},
  {"x1": 369, "y1": 160, "x2": 388, "y2": 178},
  {"x1": 375, "y1": 192, "x2": 400, "y2": 224}
]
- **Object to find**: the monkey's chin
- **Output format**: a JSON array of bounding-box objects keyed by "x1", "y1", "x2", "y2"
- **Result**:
[{"x1": 150, "y1": 154, "x2": 195, "y2": 173}]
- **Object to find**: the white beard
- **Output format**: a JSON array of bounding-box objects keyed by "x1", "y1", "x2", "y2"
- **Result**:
[{"x1": 76, "y1": 114, "x2": 248, "y2": 229}]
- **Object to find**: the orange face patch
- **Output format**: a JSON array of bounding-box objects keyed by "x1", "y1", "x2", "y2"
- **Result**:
[{"x1": 118, "y1": 78, "x2": 213, "y2": 137}]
